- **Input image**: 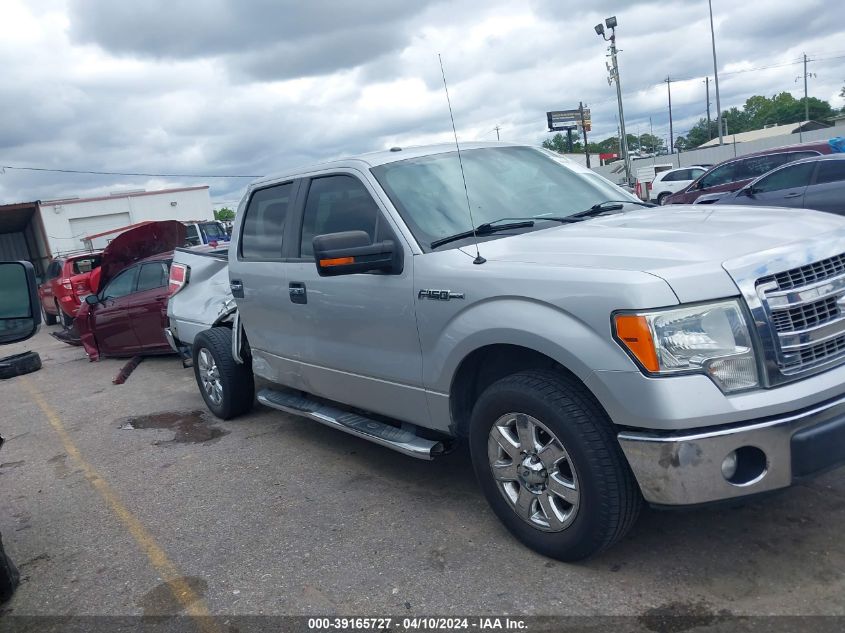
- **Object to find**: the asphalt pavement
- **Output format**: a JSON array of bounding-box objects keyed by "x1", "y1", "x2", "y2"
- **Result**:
[{"x1": 0, "y1": 326, "x2": 843, "y2": 621}]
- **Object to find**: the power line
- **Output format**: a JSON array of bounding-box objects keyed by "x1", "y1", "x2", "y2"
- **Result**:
[{"x1": 0, "y1": 165, "x2": 259, "y2": 178}]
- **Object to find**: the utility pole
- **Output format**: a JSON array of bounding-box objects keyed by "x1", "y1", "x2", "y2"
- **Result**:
[
  {"x1": 708, "y1": 0, "x2": 723, "y2": 145},
  {"x1": 649, "y1": 116, "x2": 654, "y2": 150},
  {"x1": 494, "y1": 125, "x2": 500, "y2": 141},
  {"x1": 666, "y1": 76, "x2": 674, "y2": 155},
  {"x1": 803, "y1": 53, "x2": 810, "y2": 124},
  {"x1": 597, "y1": 19, "x2": 631, "y2": 185},
  {"x1": 705, "y1": 77, "x2": 712, "y2": 140},
  {"x1": 579, "y1": 102, "x2": 591, "y2": 167}
]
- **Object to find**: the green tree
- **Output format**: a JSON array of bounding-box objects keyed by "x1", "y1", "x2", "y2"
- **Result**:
[
  {"x1": 679, "y1": 92, "x2": 838, "y2": 149},
  {"x1": 542, "y1": 131, "x2": 582, "y2": 154},
  {"x1": 214, "y1": 207, "x2": 235, "y2": 221}
]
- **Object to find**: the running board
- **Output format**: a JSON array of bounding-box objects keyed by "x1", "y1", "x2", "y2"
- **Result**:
[{"x1": 257, "y1": 389, "x2": 445, "y2": 460}]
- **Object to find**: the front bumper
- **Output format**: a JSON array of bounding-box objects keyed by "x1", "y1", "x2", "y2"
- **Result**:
[{"x1": 618, "y1": 393, "x2": 845, "y2": 506}]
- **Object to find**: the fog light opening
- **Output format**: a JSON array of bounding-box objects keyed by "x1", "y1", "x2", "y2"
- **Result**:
[{"x1": 723, "y1": 446, "x2": 767, "y2": 486}]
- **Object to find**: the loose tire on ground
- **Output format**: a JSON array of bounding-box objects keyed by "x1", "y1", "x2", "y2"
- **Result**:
[
  {"x1": 0, "y1": 352, "x2": 42, "y2": 380},
  {"x1": 469, "y1": 369, "x2": 642, "y2": 561},
  {"x1": 0, "y1": 532, "x2": 20, "y2": 603},
  {"x1": 192, "y1": 327, "x2": 254, "y2": 420}
]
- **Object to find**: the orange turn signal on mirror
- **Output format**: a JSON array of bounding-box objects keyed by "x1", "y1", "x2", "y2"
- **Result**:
[
  {"x1": 319, "y1": 257, "x2": 355, "y2": 267},
  {"x1": 614, "y1": 315, "x2": 660, "y2": 372}
]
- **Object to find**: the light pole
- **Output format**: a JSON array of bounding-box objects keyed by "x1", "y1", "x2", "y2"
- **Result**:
[
  {"x1": 708, "y1": 0, "x2": 723, "y2": 146},
  {"x1": 595, "y1": 16, "x2": 631, "y2": 185}
]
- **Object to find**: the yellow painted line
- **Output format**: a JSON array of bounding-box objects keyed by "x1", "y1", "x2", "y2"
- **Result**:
[{"x1": 21, "y1": 378, "x2": 219, "y2": 633}]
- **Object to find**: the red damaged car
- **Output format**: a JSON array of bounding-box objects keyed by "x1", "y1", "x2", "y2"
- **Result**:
[
  {"x1": 38, "y1": 252, "x2": 102, "y2": 327},
  {"x1": 76, "y1": 221, "x2": 186, "y2": 361}
]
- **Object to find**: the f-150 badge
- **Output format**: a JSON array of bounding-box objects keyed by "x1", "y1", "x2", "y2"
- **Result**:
[{"x1": 418, "y1": 289, "x2": 465, "y2": 301}]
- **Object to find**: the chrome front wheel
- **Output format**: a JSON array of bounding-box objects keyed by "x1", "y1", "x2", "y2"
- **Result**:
[
  {"x1": 197, "y1": 347, "x2": 223, "y2": 406},
  {"x1": 488, "y1": 413, "x2": 579, "y2": 532}
]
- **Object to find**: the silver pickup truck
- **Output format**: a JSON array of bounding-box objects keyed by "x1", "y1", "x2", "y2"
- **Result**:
[{"x1": 186, "y1": 142, "x2": 845, "y2": 560}]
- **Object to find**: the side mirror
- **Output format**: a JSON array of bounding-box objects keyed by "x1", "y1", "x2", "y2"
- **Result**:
[
  {"x1": 313, "y1": 231, "x2": 402, "y2": 277},
  {"x1": 744, "y1": 186, "x2": 756, "y2": 196},
  {"x1": 694, "y1": 180, "x2": 706, "y2": 190},
  {"x1": 85, "y1": 294, "x2": 101, "y2": 306},
  {"x1": 0, "y1": 261, "x2": 41, "y2": 345}
]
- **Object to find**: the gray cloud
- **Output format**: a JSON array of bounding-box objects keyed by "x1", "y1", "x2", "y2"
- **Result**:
[
  {"x1": 1, "y1": 0, "x2": 843, "y2": 208},
  {"x1": 68, "y1": 0, "x2": 438, "y2": 80}
]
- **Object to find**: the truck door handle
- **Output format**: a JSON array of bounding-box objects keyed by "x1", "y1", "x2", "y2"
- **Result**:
[
  {"x1": 230, "y1": 280, "x2": 244, "y2": 298},
  {"x1": 289, "y1": 282, "x2": 307, "y2": 304}
]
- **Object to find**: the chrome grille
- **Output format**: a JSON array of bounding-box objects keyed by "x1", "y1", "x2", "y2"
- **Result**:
[
  {"x1": 773, "y1": 253, "x2": 845, "y2": 290},
  {"x1": 770, "y1": 296, "x2": 840, "y2": 332},
  {"x1": 759, "y1": 254, "x2": 845, "y2": 376}
]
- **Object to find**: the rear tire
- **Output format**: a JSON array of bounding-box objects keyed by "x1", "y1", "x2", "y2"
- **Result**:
[
  {"x1": 42, "y1": 305, "x2": 58, "y2": 326},
  {"x1": 192, "y1": 327, "x2": 254, "y2": 420},
  {"x1": 469, "y1": 369, "x2": 641, "y2": 561},
  {"x1": 657, "y1": 192, "x2": 670, "y2": 205},
  {"x1": 56, "y1": 301, "x2": 73, "y2": 328}
]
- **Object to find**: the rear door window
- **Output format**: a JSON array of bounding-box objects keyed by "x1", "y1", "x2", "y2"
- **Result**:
[
  {"x1": 735, "y1": 153, "x2": 791, "y2": 181},
  {"x1": 815, "y1": 160, "x2": 845, "y2": 185},
  {"x1": 240, "y1": 182, "x2": 294, "y2": 260},
  {"x1": 753, "y1": 162, "x2": 815, "y2": 193},
  {"x1": 102, "y1": 267, "x2": 139, "y2": 300},
  {"x1": 136, "y1": 261, "x2": 170, "y2": 292}
]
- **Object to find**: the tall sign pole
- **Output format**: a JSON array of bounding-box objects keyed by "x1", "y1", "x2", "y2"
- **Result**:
[
  {"x1": 579, "y1": 101, "x2": 591, "y2": 167},
  {"x1": 705, "y1": 77, "x2": 712, "y2": 140},
  {"x1": 666, "y1": 77, "x2": 674, "y2": 155},
  {"x1": 708, "y1": 0, "x2": 723, "y2": 146}
]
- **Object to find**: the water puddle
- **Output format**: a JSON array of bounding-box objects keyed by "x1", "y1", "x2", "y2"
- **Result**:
[{"x1": 119, "y1": 410, "x2": 227, "y2": 445}]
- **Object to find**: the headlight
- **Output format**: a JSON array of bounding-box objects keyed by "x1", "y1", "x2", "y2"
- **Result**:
[{"x1": 613, "y1": 299, "x2": 758, "y2": 393}]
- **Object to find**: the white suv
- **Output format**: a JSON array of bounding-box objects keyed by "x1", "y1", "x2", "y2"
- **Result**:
[{"x1": 651, "y1": 166, "x2": 707, "y2": 204}]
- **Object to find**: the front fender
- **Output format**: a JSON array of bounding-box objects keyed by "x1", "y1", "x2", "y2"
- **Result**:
[{"x1": 424, "y1": 297, "x2": 637, "y2": 395}]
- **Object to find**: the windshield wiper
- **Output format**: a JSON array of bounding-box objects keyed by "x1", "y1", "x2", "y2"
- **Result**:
[
  {"x1": 430, "y1": 219, "x2": 535, "y2": 249},
  {"x1": 429, "y1": 202, "x2": 656, "y2": 250},
  {"x1": 569, "y1": 199, "x2": 656, "y2": 220}
]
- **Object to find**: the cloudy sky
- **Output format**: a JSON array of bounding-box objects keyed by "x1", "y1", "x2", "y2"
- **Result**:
[{"x1": 1, "y1": 0, "x2": 843, "y2": 208}]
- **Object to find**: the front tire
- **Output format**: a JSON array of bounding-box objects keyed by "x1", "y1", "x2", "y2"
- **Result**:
[
  {"x1": 657, "y1": 192, "x2": 670, "y2": 205},
  {"x1": 192, "y1": 327, "x2": 254, "y2": 420},
  {"x1": 469, "y1": 370, "x2": 641, "y2": 561}
]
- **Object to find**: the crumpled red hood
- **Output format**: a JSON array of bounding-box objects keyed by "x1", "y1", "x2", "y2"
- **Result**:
[{"x1": 97, "y1": 220, "x2": 186, "y2": 290}]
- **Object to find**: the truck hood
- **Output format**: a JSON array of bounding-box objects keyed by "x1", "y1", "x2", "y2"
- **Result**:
[
  {"x1": 98, "y1": 220, "x2": 186, "y2": 290},
  {"x1": 473, "y1": 205, "x2": 845, "y2": 302}
]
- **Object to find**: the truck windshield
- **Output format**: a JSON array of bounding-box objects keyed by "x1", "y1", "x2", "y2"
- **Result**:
[{"x1": 371, "y1": 146, "x2": 636, "y2": 250}]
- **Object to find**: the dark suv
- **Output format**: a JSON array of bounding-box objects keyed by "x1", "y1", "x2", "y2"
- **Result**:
[{"x1": 664, "y1": 141, "x2": 834, "y2": 205}]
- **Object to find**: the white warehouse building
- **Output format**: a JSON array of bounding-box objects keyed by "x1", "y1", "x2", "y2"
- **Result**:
[{"x1": 40, "y1": 185, "x2": 213, "y2": 253}]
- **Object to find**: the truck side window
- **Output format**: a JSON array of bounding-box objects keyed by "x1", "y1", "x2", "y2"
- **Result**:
[
  {"x1": 299, "y1": 175, "x2": 382, "y2": 259},
  {"x1": 185, "y1": 225, "x2": 201, "y2": 247},
  {"x1": 240, "y1": 182, "x2": 294, "y2": 260}
]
